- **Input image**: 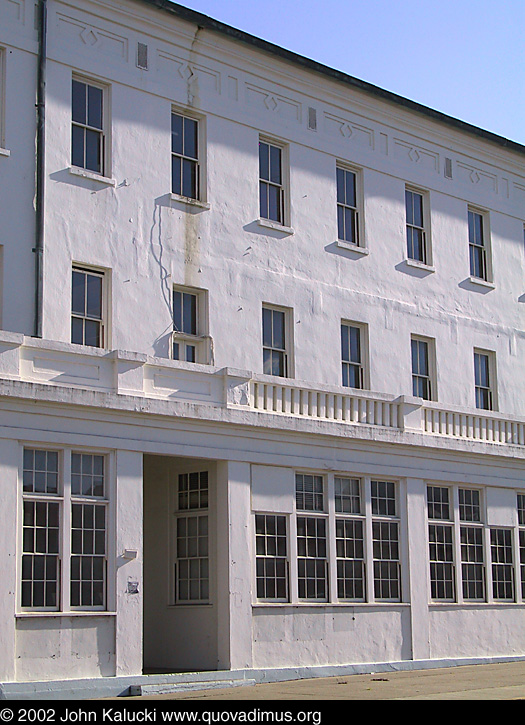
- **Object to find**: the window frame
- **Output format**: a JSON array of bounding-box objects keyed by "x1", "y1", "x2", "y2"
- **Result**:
[
  {"x1": 254, "y1": 513, "x2": 289, "y2": 603},
  {"x1": 19, "y1": 446, "x2": 112, "y2": 614},
  {"x1": 473, "y1": 348, "x2": 497, "y2": 411},
  {"x1": 71, "y1": 264, "x2": 109, "y2": 350},
  {"x1": 170, "y1": 108, "x2": 206, "y2": 204},
  {"x1": 71, "y1": 75, "x2": 110, "y2": 178},
  {"x1": 405, "y1": 186, "x2": 431, "y2": 266},
  {"x1": 170, "y1": 469, "x2": 211, "y2": 605},
  {"x1": 468, "y1": 207, "x2": 492, "y2": 283},
  {"x1": 341, "y1": 321, "x2": 368, "y2": 390},
  {"x1": 259, "y1": 137, "x2": 289, "y2": 227},
  {"x1": 171, "y1": 285, "x2": 210, "y2": 364},
  {"x1": 411, "y1": 335, "x2": 436, "y2": 401},
  {"x1": 0, "y1": 47, "x2": 6, "y2": 152},
  {"x1": 336, "y1": 163, "x2": 363, "y2": 249},
  {"x1": 262, "y1": 304, "x2": 293, "y2": 378}
]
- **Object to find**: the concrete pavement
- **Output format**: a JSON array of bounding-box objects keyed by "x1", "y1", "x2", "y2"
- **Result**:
[{"x1": 128, "y1": 661, "x2": 525, "y2": 700}]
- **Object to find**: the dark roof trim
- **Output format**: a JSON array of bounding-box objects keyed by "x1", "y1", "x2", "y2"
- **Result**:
[{"x1": 140, "y1": 0, "x2": 525, "y2": 157}]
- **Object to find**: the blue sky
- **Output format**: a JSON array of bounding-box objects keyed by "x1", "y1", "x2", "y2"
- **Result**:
[{"x1": 174, "y1": 0, "x2": 525, "y2": 146}]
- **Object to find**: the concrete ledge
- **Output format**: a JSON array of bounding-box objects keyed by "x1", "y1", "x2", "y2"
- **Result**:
[{"x1": 2, "y1": 655, "x2": 525, "y2": 700}]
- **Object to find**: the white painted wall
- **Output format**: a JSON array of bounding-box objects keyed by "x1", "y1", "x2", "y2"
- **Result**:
[{"x1": 1, "y1": 0, "x2": 525, "y2": 685}]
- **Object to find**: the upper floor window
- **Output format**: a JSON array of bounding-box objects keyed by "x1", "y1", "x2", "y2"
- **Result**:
[
  {"x1": 172, "y1": 286, "x2": 209, "y2": 363},
  {"x1": 474, "y1": 349, "x2": 496, "y2": 411},
  {"x1": 341, "y1": 322, "x2": 366, "y2": 389},
  {"x1": 259, "y1": 139, "x2": 286, "y2": 225},
  {"x1": 71, "y1": 266, "x2": 106, "y2": 348},
  {"x1": 337, "y1": 166, "x2": 360, "y2": 246},
  {"x1": 468, "y1": 208, "x2": 491, "y2": 281},
  {"x1": 411, "y1": 336, "x2": 435, "y2": 401},
  {"x1": 171, "y1": 112, "x2": 199, "y2": 200},
  {"x1": 262, "y1": 305, "x2": 290, "y2": 377},
  {"x1": 71, "y1": 77, "x2": 106, "y2": 175},
  {"x1": 405, "y1": 188, "x2": 429, "y2": 264}
]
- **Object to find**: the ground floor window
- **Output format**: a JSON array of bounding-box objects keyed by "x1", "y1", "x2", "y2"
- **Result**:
[
  {"x1": 21, "y1": 448, "x2": 108, "y2": 612},
  {"x1": 427, "y1": 485, "x2": 520, "y2": 603},
  {"x1": 254, "y1": 473, "x2": 402, "y2": 604},
  {"x1": 172, "y1": 471, "x2": 210, "y2": 603}
]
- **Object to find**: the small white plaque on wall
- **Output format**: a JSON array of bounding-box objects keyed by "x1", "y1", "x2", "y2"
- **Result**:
[{"x1": 251, "y1": 465, "x2": 295, "y2": 513}]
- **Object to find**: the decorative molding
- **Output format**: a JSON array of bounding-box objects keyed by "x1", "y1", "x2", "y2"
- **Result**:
[
  {"x1": 157, "y1": 50, "x2": 221, "y2": 95},
  {"x1": 323, "y1": 112, "x2": 374, "y2": 149},
  {"x1": 56, "y1": 13, "x2": 128, "y2": 61},
  {"x1": 456, "y1": 161, "x2": 498, "y2": 194},
  {"x1": 393, "y1": 138, "x2": 440, "y2": 173},
  {"x1": 245, "y1": 83, "x2": 301, "y2": 123},
  {"x1": 0, "y1": 0, "x2": 25, "y2": 25}
]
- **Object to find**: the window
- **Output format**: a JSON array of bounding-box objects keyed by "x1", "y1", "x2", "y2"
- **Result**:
[
  {"x1": 427, "y1": 486, "x2": 455, "y2": 601},
  {"x1": 71, "y1": 77, "x2": 106, "y2": 175},
  {"x1": 468, "y1": 208, "x2": 490, "y2": 281},
  {"x1": 171, "y1": 112, "x2": 199, "y2": 200},
  {"x1": 255, "y1": 514, "x2": 288, "y2": 601},
  {"x1": 371, "y1": 481, "x2": 401, "y2": 600},
  {"x1": 518, "y1": 495, "x2": 525, "y2": 598},
  {"x1": 411, "y1": 336, "x2": 435, "y2": 400},
  {"x1": 172, "y1": 471, "x2": 209, "y2": 603},
  {"x1": 405, "y1": 188, "x2": 429, "y2": 264},
  {"x1": 21, "y1": 448, "x2": 108, "y2": 611},
  {"x1": 335, "y1": 478, "x2": 365, "y2": 600},
  {"x1": 259, "y1": 139, "x2": 286, "y2": 224},
  {"x1": 262, "y1": 305, "x2": 290, "y2": 377},
  {"x1": 474, "y1": 350, "x2": 495, "y2": 411},
  {"x1": 71, "y1": 267, "x2": 105, "y2": 348},
  {"x1": 341, "y1": 323, "x2": 366, "y2": 389},
  {"x1": 253, "y1": 474, "x2": 403, "y2": 606},
  {"x1": 172, "y1": 286, "x2": 209, "y2": 363},
  {"x1": 0, "y1": 48, "x2": 6, "y2": 150},
  {"x1": 337, "y1": 166, "x2": 360, "y2": 246},
  {"x1": 490, "y1": 528, "x2": 514, "y2": 601},
  {"x1": 459, "y1": 488, "x2": 484, "y2": 601}
]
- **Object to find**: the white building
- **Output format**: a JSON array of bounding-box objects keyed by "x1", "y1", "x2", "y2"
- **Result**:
[{"x1": 1, "y1": 0, "x2": 525, "y2": 698}]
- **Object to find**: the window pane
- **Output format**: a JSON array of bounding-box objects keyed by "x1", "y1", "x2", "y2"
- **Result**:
[
  {"x1": 259, "y1": 142, "x2": 269, "y2": 181},
  {"x1": 72, "y1": 80, "x2": 86, "y2": 124},
  {"x1": 85, "y1": 128, "x2": 101, "y2": 173},
  {"x1": 182, "y1": 293, "x2": 197, "y2": 335},
  {"x1": 269, "y1": 144, "x2": 281, "y2": 185},
  {"x1": 71, "y1": 125, "x2": 85, "y2": 168},
  {"x1": 183, "y1": 117, "x2": 198, "y2": 159},
  {"x1": 171, "y1": 113, "x2": 184, "y2": 155},
  {"x1": 87, "y1": 85, "x2": 103, "y2": 130},
  {"x1": 172, "y1": 155, "x2": 182, "y2": 195}
]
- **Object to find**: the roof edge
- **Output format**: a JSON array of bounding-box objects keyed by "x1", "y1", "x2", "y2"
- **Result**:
[{"x1": 139, "y1": 0, "x2": 525, "y2": 158}]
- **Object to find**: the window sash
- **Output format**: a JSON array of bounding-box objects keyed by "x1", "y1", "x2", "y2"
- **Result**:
[
  {"x1": 255, "y1": 514, "x2": 288, "y2": 601},
  {"x1": 429, "y1": 524, "x2": 455, "y2": 601},
  {"x1": 259, "y1": 141, "x2": 284, "y2": 223},
  {"x1": 21, "y1": 449, "x2": 108, "y2": 612},
  {"x1": 337, "y1": 167, "x2": 359, "y2": 245},
  {"x1": 296, "y1": 516, "x2": 328, "y2": 600},
  {"x1": 406, "y1": 190, "x2": 426, "y2": 263},
  {"x1": 71, "y1": 79, "x2": 104, "y2": 175},
  {"x1": 171, "y1": 113, "x2": 199, "y2": 199},
  {"x1": 262, "y1": 307, "x2": 288, "y2": 377}
]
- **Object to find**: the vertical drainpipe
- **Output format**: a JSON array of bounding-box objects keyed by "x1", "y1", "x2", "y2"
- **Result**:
[{"x1": 34, "y1": 0, "x2": 47, "y2": 338}]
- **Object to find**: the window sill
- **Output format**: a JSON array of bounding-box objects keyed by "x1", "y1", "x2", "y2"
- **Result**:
[
  {"x1": 69, "y1": 166, "x2": 117, "y2": 186},
  {"x1": 468, "y1": 275, "x2": 495, "y2": 289},
  {"x1": 16, "y1": 611, "x2": 117, "y2": 618},
  {"x1": 0, "y1": 147, "x2": 10, "y2": 157},
  {"x1": 257, "y1": 218, "x2": 294, "y2": 235},
  {"x1": 170, "y1": 193, "x2": 210, "y2": 210},
  {"x1": 405, "y1": 258, "x2": 435, "y2": 272},
  {"x1": 335, "y1": 240, "x2": 369, "y2": 255}
]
